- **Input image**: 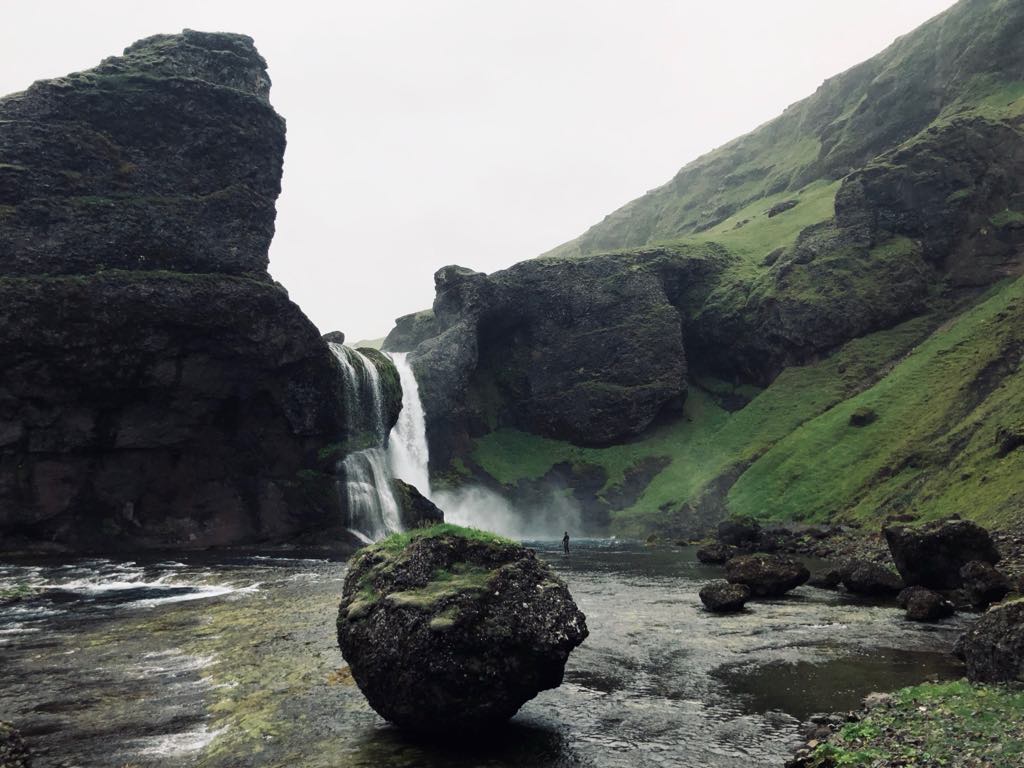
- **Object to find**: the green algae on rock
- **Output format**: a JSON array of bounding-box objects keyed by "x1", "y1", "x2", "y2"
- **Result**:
[{"x1": 336, "y1": 524, "x2": 588, "y2": 733}]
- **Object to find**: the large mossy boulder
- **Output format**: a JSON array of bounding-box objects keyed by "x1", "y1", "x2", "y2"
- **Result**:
[
  {"x1": 884, "y1": 519, "x2": 1000, "y2": 590},
  {"x1": 724, "y1": 553, "x2": 810, "y2": 597},
  {"x1": 699, "y1": 581, "x2": 751, "y2": 613},
  {"x1": 954, "y1": 599, "x2": 1024, "y2": 683},
  {"x1": 336, "y1": 525, "x2": 588, "y2": 732}
]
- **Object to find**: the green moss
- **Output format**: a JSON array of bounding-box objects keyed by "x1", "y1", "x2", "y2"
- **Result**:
[
  {"x1": 385, "y1": 563, "x2": 494, "y2": 610},
  {"x1": 368, "y1": 523, "x2": 513, "y2": 554},
  {"x1": 991, "y1": 208, "x2": 1024, "y2": 228},
  {"x1": 804, "y1": 680, "x2": 1024, "y2": 767}
]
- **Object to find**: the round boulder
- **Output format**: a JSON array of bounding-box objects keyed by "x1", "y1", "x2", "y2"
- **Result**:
[
  {"x1": 954, "y1": 599, "x2": 1024, "y2": 683},
  {"x1": 904, "y1": 588, "x2": 955, "y2": 622},
  {"x1": 696, "y1": 542, "x2": 738, "y2": 564},
  {"x1": 699, "y1": 581, "x2": 751, "y2": 612},
  {"x1": 336, "y1": 525, "x2": 588, "y2": 733},
  {"x1": 960, "y1": 560, "x2": 1011, "y2": 609},
  {"x1": 841, "y1": 560, "x2": 904, "y2": 597},
  {"x1": 725, "y1": 553, "x2": 809, "y2": 597},
  {"x1": 0, "y1": 722, "x2": 31, "y2": 768}
]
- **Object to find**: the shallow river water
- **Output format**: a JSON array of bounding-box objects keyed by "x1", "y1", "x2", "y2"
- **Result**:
[{"x1": 0, "y1": 540, "x2": 965, "y2": 768}]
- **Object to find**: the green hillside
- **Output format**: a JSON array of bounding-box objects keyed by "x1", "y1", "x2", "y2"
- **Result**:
[{"x1": 449, "y1": 0, "x2": 1024, "y2": 537}]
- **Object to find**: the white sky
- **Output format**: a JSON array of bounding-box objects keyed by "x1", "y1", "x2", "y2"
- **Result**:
[{"x1": 1, "y1": 1, "x2": 957, "y2": 341}]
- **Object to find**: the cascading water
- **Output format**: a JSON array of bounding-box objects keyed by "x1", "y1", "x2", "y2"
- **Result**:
[
  {"x1": 329, "y1": 344, "x2": 402, "y2": 542},
  {"x1": 386, "y1": 352, "x2": 432, "y2": 496}
]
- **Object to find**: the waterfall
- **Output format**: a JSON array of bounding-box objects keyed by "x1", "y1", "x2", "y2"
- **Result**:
[
  {"x1": 329, "y1": 343, "x2": 403, "y2": 542},
  {"x1": 386, "y1": 352, "x2": 432, "y2": 496}
]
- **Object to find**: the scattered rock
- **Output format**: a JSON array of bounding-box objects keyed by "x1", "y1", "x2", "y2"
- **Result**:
[
  {"x1": 842, "y1": 560, "x2": 904, "y2": 596},
  {"x1": 0, "y1": 722, "x2": 31, "y2": 768},
  {"x1": 725, "y1": 554, "x2": 810, "y2": 597},
  {"x1": 904, "y1": 588, "x2": 955, "y2": 622},
  {"x1": 767, "y1": 199, "x2": 799, "y2": 217},
  {"x1": 322, "y1": 331, "x2": 346, "y2": 345},
  {"x1": 995, "y1": 425, "x2": 1024, "y2": 456},
  {"x1": 954, "y1": 599, "x2": 1024, "y2": 683},
  {"x1": 699, "y1": 581, "x2": 751, "y2": 612},
  {"x1": 337, "y1": 528, "x2": 588, "y2": 732},
  {"x1": 808, "y1": 568, "x2": 844, "y2": 590},
  {"x1": 960, "y1": 560, "x2": 1011, "y2": 609},
  {"x1": 391, "y1": 479, "x2": 445, "y2": 530},
  {"x1": 717, "y1": 516, "x2": 763, "y2": 548},
  {"x1": 848, "y1": 407, "x2": 878, "y2": 427},
  {"x1": 696, "y1": 542, "x2": 738, "y2": 564},
  {"x1": 884, "y1": 519, "x2": 1000, "y2": 589}
]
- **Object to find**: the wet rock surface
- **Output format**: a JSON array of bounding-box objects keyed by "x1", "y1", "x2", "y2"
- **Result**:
[
  {"x1": 390, "y1": 479, "x2": 445, "y2": 529},
  {"x1": 885, "y1": 519, "x2": 1001, "y2": 590},
  {"x1": 841, "y1": 560, "x2": 905, "y2": 597},
  {"x1": 336, "y1": 529, "x2": 588, "y2": 733},
  {"x1": 904, "y1": 588, "x2": 955, "y2": 622},
  {"x1": 696, "y1": 542, "x2": 738, "y2": 564},
  {"x1": 959, "y1": 560, "x2": 1011, "y2": 609},
  {"x1": 954, "y1": 599, "x2": 1024, "y2": 683},
  {"x1": 724, "y1": 553, "x2": 810, "y2": 597}
]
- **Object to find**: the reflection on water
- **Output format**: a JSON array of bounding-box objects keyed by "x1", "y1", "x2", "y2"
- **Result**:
[{"x1": 0, "y1": 540, "x2": 965, "y2": 767}]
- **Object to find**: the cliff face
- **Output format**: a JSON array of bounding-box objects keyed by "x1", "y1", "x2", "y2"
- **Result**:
[{"x1": 0, "y1": 31, "x2": 369, "y2": 551}]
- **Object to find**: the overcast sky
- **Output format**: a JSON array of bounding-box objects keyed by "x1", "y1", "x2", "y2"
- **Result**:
[{"x1": 2, "y1": 1, "x2": 957, "y2": 341}]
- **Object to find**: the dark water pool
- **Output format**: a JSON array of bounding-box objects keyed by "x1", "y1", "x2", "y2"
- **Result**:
[{"x1": 0, "y1": 540, "x2": 964, "y2": 767}]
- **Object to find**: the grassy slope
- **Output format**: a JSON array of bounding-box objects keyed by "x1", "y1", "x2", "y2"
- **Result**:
[
  {"x1": 803, "y1": 680, "x2": 1024, "y2": 767},
  {"x1": 461, "y1": 1, "x2": 1024, "y2": 536}
]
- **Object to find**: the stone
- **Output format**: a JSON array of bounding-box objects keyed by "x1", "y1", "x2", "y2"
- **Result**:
[
  {"x1": 904, "y1": 588, "x2": 955, "y2": 622},
  {"x1": 0, "y1": 722, "x2": 31, "y2": 768},
  {"x1": 960, "y1": 560, "x2": 1011, "y2": 609},
  {"x1": 391, "y1": 479, "x2": 444, "y2": 530},
  {"x1": 725, "y1": 554, "x2": 810, "y2": 597},
  {"x1": 848, "y1": 407, "x2": 878, "y2": 427},
  {"x1": 322, "y1": 331, "x2": 346, "y2": 345},
  {"x1": 884, "y1": 519, "x2": 1000, "y2": 589},
  {"x1": 337, "y1": 528, "x2": 588, "y2": 733},
  {"x1": 808, "y1": 568, "x2": 844, "y2": 590},
  {"x1": 767, "y1": 199, "x2": 799, "y2": 217},
  {"x1": 699, "y1": 581, "x2": 751, "y2": 612},
  {"x1": 954, "y1": 599, "x2": 1024, "y2": 683},
  {"x1": 842, "y1": 560, "x2": 904, "y2": 597},
  {"x1": 696, "y1": 542, "x2": 738, "y2": 564}
]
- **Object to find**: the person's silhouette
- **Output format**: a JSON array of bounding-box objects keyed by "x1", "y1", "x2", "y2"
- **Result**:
[{"x1": 562, "y1": 531, "x2": 570, "y2": 555}]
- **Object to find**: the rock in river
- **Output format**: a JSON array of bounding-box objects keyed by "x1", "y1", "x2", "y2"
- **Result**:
[
  {"x1": 699, "y1": 581, "x2": 751, "y2": 612},
  {"x1": 884, "y1": 519, "x2": 1000, "y2": 590},
  {"x1": 725, "y1": 554, "x2": 809, "y2": 597},
  {"x1": 904, "y1": 588, "x2": 955, "y2": 622},
  {"x1": 0, "y1": 721, "x2": 31, "y2": 768},
  {"x1": 841, "y1": 560, "x2": 905, "y2": 597},
  {"x1": 336, "y1": 525, "x2": 588, "y2": 733},
  {"x1": 954, "y1": 599, "x2": 1024, "y2": 683},
  {"x1": 696, "y1": 542, "x2": 738, "y2": 564}
]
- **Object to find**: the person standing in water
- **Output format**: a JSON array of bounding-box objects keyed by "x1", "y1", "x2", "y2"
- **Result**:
[{"x1": 562, "y1": 531, "x2": 570, "y2": 555}]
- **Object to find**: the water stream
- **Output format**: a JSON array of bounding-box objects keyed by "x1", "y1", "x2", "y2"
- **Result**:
[{"x1": 0, "y1": 542, "x2": 965, "y2": 767}]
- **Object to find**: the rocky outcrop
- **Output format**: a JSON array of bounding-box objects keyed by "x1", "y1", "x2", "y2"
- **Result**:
[
  {"x1": 400, "y1": 249, "x2": 728, "y2": 468},
  {"x1": 0, "y1": 722, "x2": 31, "y2": 768},
  {"x1": 699, "y1": 581, "x2": 751, "y2": 612},
  {"x1": 884, "y1": 519, "x2": 1001, "y2": 590},
  {"x1": 0, "y1": 32, "x2": 370, "y2": 551},
  {"x1": 724, "y1": 553, "x2": 809, "y2": 597},
  {"x1": 954, "y1": 599, "x2": 1024, "y2": 683},
  {"x1": 336, "y1": 527, "x2": 588, "y2": 732}
]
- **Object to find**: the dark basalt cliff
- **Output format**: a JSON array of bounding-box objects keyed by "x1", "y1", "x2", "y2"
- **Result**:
[{"x1": 0, "y1": 31, "x2": 367, "y2": 552}]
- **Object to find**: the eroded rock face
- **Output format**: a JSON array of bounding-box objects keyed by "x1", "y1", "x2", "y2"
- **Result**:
[
  {"x1": 336, "y1": 529, "x2": 588, "y2": 732},
  {"x1": 0, "y1": 32, "x2": 367, "y2": 551},
  {"x1": 884, "y1": 519, "x2": 1000, "y2": 590},
  {"x1": 954, "y1": 600, "x2": 1024, "y2": 683},
  {"x1": 724, "y1": 553, "x2": 809, "y2": 597},
  {"x1": 392, "y1": 249, "x2": 728, "y2": 468}
]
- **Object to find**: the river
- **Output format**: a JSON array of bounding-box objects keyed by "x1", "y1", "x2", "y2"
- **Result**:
[{"x1": 0, "y1": 540, "x2": 964, "y2": 767}]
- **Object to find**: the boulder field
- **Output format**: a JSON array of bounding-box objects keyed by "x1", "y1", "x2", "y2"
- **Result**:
[
  {"x1": 0, "y1": 31, "x2": 399, "y2": 551},
  {"x1": 336, "y1": 525, "x2": 588, "y2": 732}
]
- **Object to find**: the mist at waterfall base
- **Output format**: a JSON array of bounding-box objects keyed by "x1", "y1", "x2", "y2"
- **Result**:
[{"x1": 332, "y1": 345, "x2": 579, "y2": 542}]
